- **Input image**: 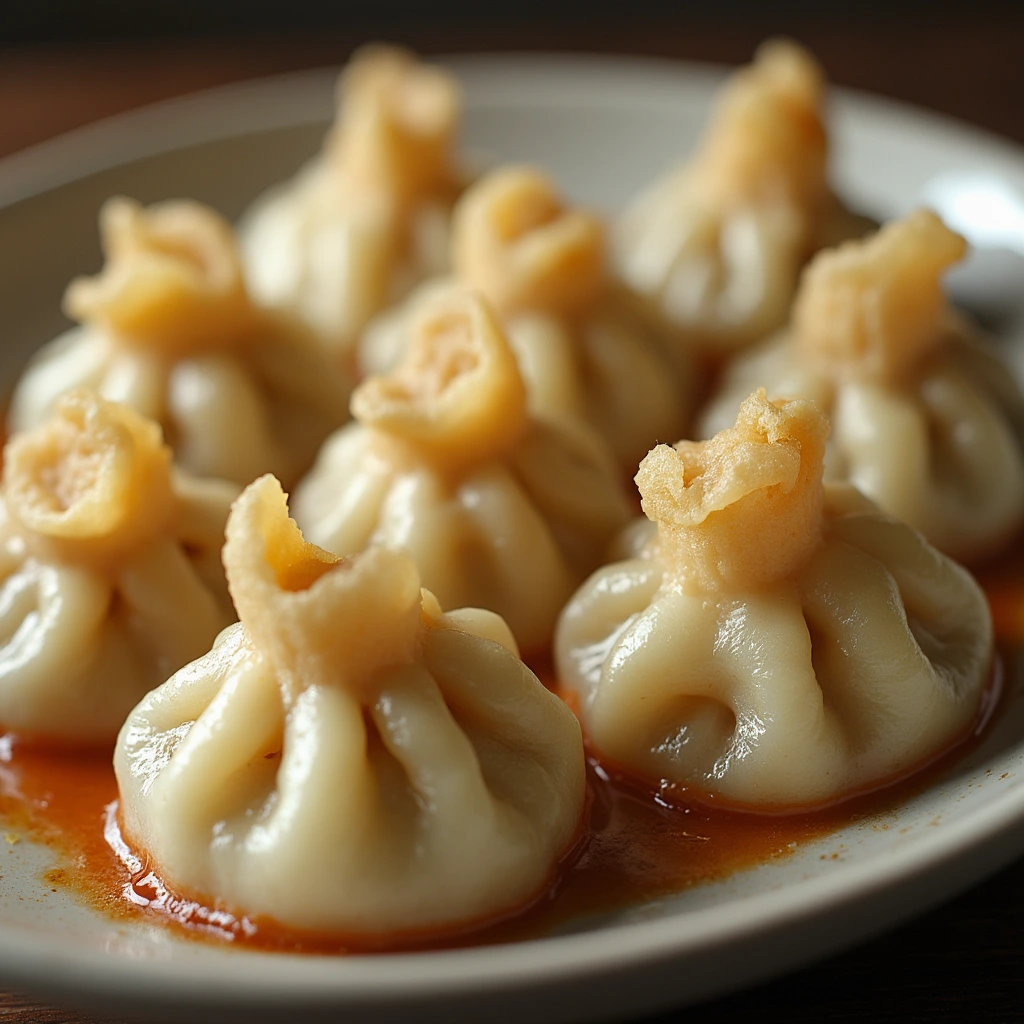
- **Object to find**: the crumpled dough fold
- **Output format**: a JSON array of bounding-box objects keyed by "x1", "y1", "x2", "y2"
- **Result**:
[
  {"x1": 295, "y1": 287, "x2": 631, "y2": 655},
  {"x1": 361, "y1": 165, "x2": 694, "y2": 471},
  {"x1": 699, "y1": 210, "x2": 1024, "y2": 562},
  {"x1": 556, "y1": 390, "x2": 993, "y2": 808},
  {"x1": 115, "y1": 473, "x2": 585, "y2": 936},
  {"x1": 10, "y1": 198, "x2": 352, "y2": 489},
  {"x1": 614, "y1": 38, "x2": 871, "y2": 356},
  {"x1": 0, "y1": 392, "x2": 237, "y2": 743},
  {"x1": 240, "y1": 45, "x2": 464, "y2": 358}
]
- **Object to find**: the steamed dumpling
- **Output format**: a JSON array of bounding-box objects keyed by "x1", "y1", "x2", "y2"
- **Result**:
[
  {"x1": 614, "y1": 39, "x2": 870, "y2": 357},
  {"x1": 556, "y1": 390, "x2": 992, "y2": 808},
  {"x1": 0, "y1": 392, "x2": 237, "y2": 744},
  {"x1": 294, "y1": 288, "x2": 632, "y2": 655},
  {"x1": 9, "y1": 199, "x2": 352, "y2": 489},
  {"x1": 115, "y1": 474, "x2": 585, "y2": 937},
  {"x1": 700, "y1": 210, "x2": 1024, "y2": 563},
  {"x1": 240, "y1": 45, "x2": 464, "y2": 360},
  {"x1": 361, "y1": 167, "x2": 694, "y2": 471}
]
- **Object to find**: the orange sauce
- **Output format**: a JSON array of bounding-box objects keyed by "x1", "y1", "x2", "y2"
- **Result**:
[
  {"x1": 975, "y1": 532, "x2": 1024, "y2": 646},
  {"x1": 0, "y1": 737, "x2": 120, "y2": 918},
  {"x1": 0, "y1": 522, "x2": 1017, "y2": 954},
  {"x1": 0, "y1": 646, "x2": 1008, "y2": 955},
  {"x1": 1, "y1": 365, "x2": 1021, "y2": 955}
]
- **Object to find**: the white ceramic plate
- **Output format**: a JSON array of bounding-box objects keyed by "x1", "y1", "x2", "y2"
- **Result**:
[{"x1": 1, "y1": 54, "x2": 1024, "y2": 1024}]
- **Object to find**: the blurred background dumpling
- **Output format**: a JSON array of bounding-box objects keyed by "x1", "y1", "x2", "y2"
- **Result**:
[
  {"x1": 294, "y1": 287, "x2": 632, "y2": 655},
  {"x1": 557, "y1": 390, "x2": 993, "y2": 808},
  {"x1": 240, "y1": 45, "x2": 465, "y2": 363},
  {"x1": 0, "y1": 392, "x2": 237, "y2": 744},
  {"x1": 9, "y1": 197, "x2": 353, "y2": 489},
  {"x1": 699, "y1": 210, "x2": 1024, "y2": 563},
  {"x1": 361, "y1": 165, "x2": 695, "y2": 473},
  {"x1": 614, "y1": 38, "x2": 871, "y2": 358},
  {"x1": 115, "y1": 474, "x2": 585, "y2": 936}
]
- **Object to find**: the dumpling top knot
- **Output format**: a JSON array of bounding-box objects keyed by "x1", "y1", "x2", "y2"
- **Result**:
[
  {"x1": 794, "y1": 209, "x2": 967, "y2": 384},
  {"x1": 223, "y1": 474, "x2": 423, "y2": 708},
  {"x1": 694, "y1": 38, "x2": 827, "y2": 213},
  {"x1": 452, "y1": 166, "x2": 606, "y2": 316},
  {"x1": 327, "y1": 44, "x2": 461, "y2": 205},
  {"x1": 636, "y1": 388, "x2": 828, "y2": 590},
  {"x1": 63, "y1": 198, "x2": 254, "y2": 353},
  {"x1": 351, "y1": 288, "x2": 528, "y2": 470},
  {"x1": 3, "y1": 390, "x2": 174, "y2": 560}
]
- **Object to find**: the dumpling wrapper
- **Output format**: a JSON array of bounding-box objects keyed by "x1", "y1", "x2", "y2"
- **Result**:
[
  {"x1": 294, "y1": 287, "x2": 632, "y2": 656},
  {"x1": 614, "y1": 39, "x2": 871, "y2": 357},
  {"x1": 115, "y1": 473, "x2": 585, "y2": 936},
  {"x1": 9, "y1": 198, "x2": 352, "y2": 489},
  {"x1": 240, "y1": 45, "x2": 464, "y2": 359},
  {"x1": 699, "y1": 209, "x2": 1024, "y2": 563},
  {"x1": 0, "y1": 392, "x2": 237, "y2": 744},
  {"x1": 556, "y1": 390, "x2": 993, "y2": 808},
  {"x1": 361, "y1": 166, "x2": 695, "y2": 472}
]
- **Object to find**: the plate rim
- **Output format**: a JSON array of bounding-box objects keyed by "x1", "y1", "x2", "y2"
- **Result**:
[
  {"x1": 1, "y1": 50, "x2": 1023, "y2": 1016},
  {"x1": 2, "y1": 51, "x2": 1024, "y2": 211},
  {"x1": 1, "y1": 773, "x2": 1023, "y2": 1004}
]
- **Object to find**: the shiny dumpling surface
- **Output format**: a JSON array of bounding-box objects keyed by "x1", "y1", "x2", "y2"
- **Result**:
[
  {"x1": 115, "y1": 474, "x2": 585, "y2": 936},
  {"x1": 9, "y1": 198, "x2": 352, "y2": 489},
  {"x1": 699, "y1": 210, "x2": 1024, "y2": 563},
  {"x1": 0, "y1": 392, "x2": 237, "y2": 743},
  {"x1": 295, "y1": 288, "x2": 631, "y2": 656},
  {"x1": 556, "y1": 390, "x2": 993, "y2": 808},
  {"x1": 240, "y1": 45, "x2": 464, "y2": 359}
]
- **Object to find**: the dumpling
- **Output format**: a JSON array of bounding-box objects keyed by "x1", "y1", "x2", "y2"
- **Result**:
[
  {"x1": 556, "y1": 390, "x2": 993, "y2": 808},
  {"x1": 293, "y1": 288, "x2": 632, "y2": 656},
  {"x1": 614, "y1": 39, "x2": 871, "y2": 357},
  {"x1": 360, "y1": 166, "x2": 694, "y2": 472},
  {"x1": 699, "y1": 210, "x2": 1024, "y2": 563},
  {"x1": 240, "y1": 45, "x2": 464, "y2": 360},
  {"x1": 0, "y1": 392, "x2": 237, "y2": 744},
  {"x1": 9, "y1": 198, "x2": 352, "y2": 489},
  {"x1": 114, "y1": 473, "x2": 585, "y2": 937}
]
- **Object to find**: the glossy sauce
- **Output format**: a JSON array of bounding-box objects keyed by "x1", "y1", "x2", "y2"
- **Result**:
[
  {"x1": 1, "y1": 330, "x2": 1022, "y2": 956},
  {"x1": 0, "y1": 514, "x2": 1017, "y2": 954},
  {"x1": 0, "y1": 641, "x2": 1008, "y2": 955},
  {"x1": 976, "y1": 537, "x2": 1024, "y2": 646}
]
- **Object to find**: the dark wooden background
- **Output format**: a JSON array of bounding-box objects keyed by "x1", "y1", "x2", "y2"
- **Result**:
[{"x1": 1, "y1": 8, "x2": 1023, "y2": 1022}]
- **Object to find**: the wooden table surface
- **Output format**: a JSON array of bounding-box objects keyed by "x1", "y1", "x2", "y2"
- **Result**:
[{"x1": 1, "y1": 18, "x2": 1023, "y2": 1022}]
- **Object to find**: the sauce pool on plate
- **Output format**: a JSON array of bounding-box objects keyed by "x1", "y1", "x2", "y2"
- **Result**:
[{"x1": 0, "y1": 641, "x2": 1008, "y2": 955}]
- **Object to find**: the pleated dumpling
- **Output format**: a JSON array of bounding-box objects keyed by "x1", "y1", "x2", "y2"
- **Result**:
[
  {"x1": 9, "y1": 198, "x2": 352, "y2": 489},
  {"x1": 293, "y1": 288, "x2": 632, "y2": 655},
  {"x1": 0, "y1": 392, "x2": 237, "y2": 744},
  {"x1": 700, "y1": 210, "x2": 1024, "y2": 563},
  {"x1": 241, "y1": 45, "x2": 464, "y2": 360},
  {"x1": 556, "y1": 390, "x2": 993, "y2": 808},
  {"x1": 361, "y1": 167, "x2": 693, "y2": 472},
  {"x1": 115, "y1": 474, "x2": 585, "y2": 937},
  {"x1": 614, "y1": 39, "x2": 870, "y2": 356}
]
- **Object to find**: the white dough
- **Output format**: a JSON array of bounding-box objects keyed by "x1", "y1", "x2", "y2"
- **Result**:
[
  {"x1": 699, "y1": 210, "x2": 1024, "y2": 563},
  {"x1": 556, "y1": 390, "x2": 993, "y2": 808},
  {"x1": 360, "y1": 166, "x2": 694, "y2": 472},
  {"x1": 9, "y1": 198, "x2": 352, "y2": 489},
  {"x1": 0, "y1": 393, "x2": 237, "y2": 743},
  {"x1": 614, "y1": 39, "x2": 871, "y2": 356},
  {"x1": 115, "y1": 474, "x2": 585, "y2": 936},
  {"x1": 295, "y1": 288, "x2": 631, "y2": 656},
  {"x1": 240, "y1": 45, "x2": 463, "y2": 359}
]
